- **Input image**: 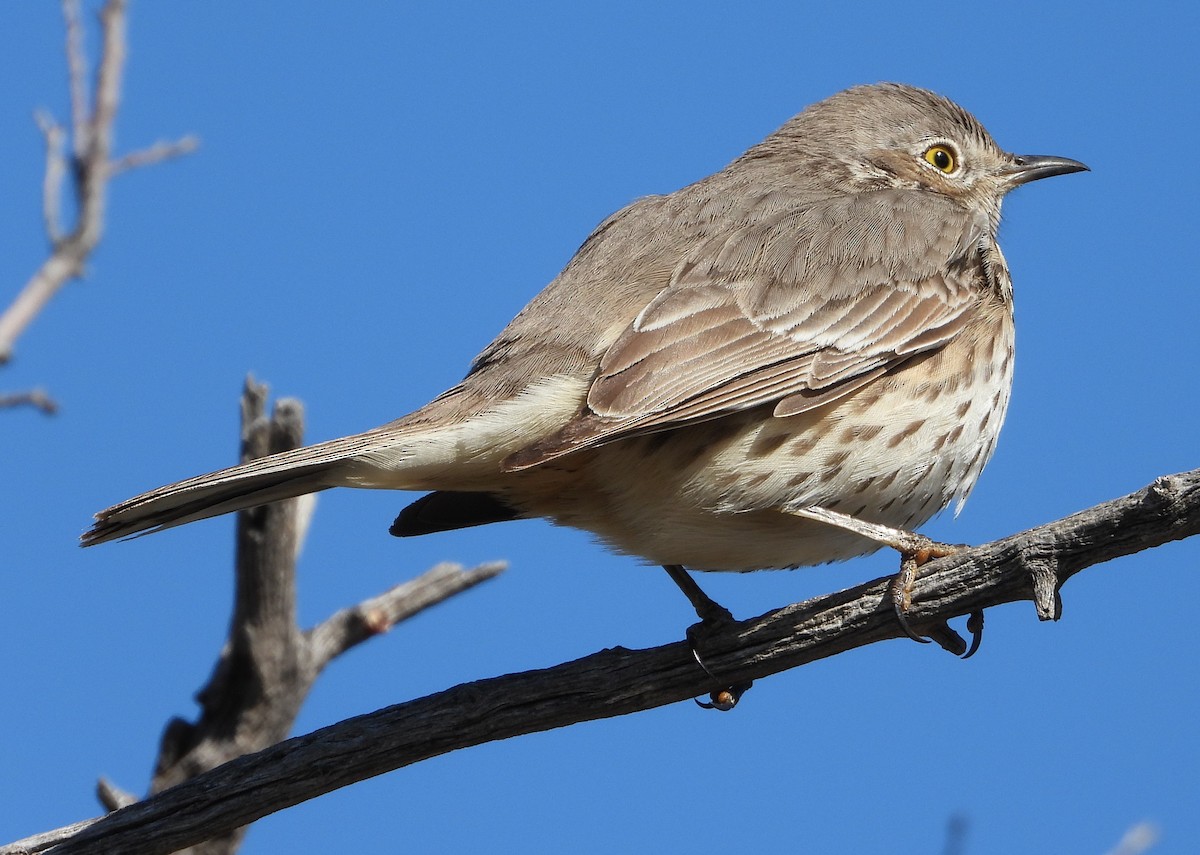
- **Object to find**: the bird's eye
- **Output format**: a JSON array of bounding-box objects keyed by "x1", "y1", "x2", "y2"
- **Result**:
[{"x1": 923, "y1": 144, "x2": 957, "y2": 174}]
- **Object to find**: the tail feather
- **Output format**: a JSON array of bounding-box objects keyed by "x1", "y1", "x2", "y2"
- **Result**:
[{"x1": 82, "y1": 432, "x2": 383, "y2": 546}]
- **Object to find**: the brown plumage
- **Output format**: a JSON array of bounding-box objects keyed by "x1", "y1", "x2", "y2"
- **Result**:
[{"x1": 83, "y1": 83, "x2": 1086, "y2": 578}]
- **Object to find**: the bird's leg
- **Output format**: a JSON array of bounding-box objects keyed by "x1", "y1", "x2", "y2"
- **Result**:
[
  {"x1": 663, "y1": 563, "x2": 734, "y2": 624},
  {"x1": 785, "y1": 506, "x2": 984, "y2": 659},
  {"x1": 662, "y1": 565, "x2": 753, "y2": 711}
]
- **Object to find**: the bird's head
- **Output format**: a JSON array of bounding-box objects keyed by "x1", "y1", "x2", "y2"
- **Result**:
[{"x1": 738, "y1": 83, "x2": 1088, "y2": 227}]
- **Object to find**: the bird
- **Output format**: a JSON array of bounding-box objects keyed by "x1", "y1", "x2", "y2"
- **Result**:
[{"x1": 83, "y1": 83, "x2": 1086, "y2": 645}]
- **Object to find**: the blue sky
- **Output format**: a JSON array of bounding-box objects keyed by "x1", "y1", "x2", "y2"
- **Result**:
[{"x1": 3, "y1": 2, "x2": 1198, "y2": 852}]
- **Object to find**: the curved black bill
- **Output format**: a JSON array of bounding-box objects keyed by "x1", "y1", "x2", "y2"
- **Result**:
[{"x1": 1006, "y1": 154, "x2": 1090, "y2": 186}]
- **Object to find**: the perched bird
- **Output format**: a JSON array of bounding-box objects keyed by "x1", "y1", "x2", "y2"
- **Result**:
[{"x1": 84, "y1": 83, "x2": 1086, "y2": 639}]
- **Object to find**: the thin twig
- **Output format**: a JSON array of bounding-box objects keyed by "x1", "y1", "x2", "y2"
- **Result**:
[
  {"x1": 64, "y1": 0, "x2": 88, "y2": 159},
  {"x1": 306, "y1": 561, "x2": 508, "y2": 672},
  {"x1": 0, "y1": 0, "x2": 197, "y2": 366},
  {"x1": 95, "y1": 778, "x2": 137, "y2": 812},
  {"x1": 34, "y1": 110, "x2": 67, "y2": 242},
  {"x1": 74, "y1": 0, "x2": 126, "y2": 246},
  {"x1": 108, "y1": 136, "x2": 200, "y2": 176},
  {"x1": 0, "y1": 388, "x2": 59, "y2": 414}
]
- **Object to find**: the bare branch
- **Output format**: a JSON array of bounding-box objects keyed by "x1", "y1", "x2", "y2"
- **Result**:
[
  {"x1": 0, "y1": 254, "x2": 87, "y2": 365},
  {"x1": 0, "y1": 0, "x2": 197, "y2": 366},
  {"x1": 306, "y1": 560, "x2": 508, "y2": 672},
  {"x1": 0, "y1": 388, "x2": 59, "y2": 414},
  {"x1": 106, "y1": 380, "x2": 505, "y2": 855},
  {"x1": 73, "y1": 0, "x2": 125, "y2": 247},
  {"x1": 63, "y1": 0, "x2": 89, "y2": 158},
  {"x1": 34, "y1": 111, "x2": 67, "y2": 241},
  {"x1": 95, "y1": 778, "x2": 136, "y2": 812},
  {"x1": 108, "y1": 136, "x2": 201, "y2": 176},
  {"x1": 2, "y1": 818, "x2": 97, "y2": 855},
  {"x1": 135, "y1": 379, "x2": 309, "y2": 855},
  {"x1": 10, "y1": 468, "x2": 1199, "y2": 855}
]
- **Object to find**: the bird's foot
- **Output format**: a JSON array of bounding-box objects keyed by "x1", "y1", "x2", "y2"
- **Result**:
[
  {"x1": 889, "y1": 537, "x2": 983, "y2": 658},
  {"x1": 662, "y1": 565, "x2": 753, "y2": 711},
  {"x1": 787, "y1": 506, "x2": 983, "y2": 658}
]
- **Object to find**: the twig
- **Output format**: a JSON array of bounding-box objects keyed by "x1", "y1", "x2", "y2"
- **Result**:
[
  {"x1": 95, "y1": 779, "x2": 136, "y2": 812},
  {"x1": 0, "y1": 388, "x2": 59, "y2": 414},
  {"x1": 9, "y1": 468, "x2": 1199, "y2": 855},
  {"x1": 64, "y1": 0, "x2": 88, "y2": 156},
  {"x1": 0, "y1": 0, "x2": 197, "y2": 366},
  {"x1": 34, "y1": 111, "x2": 67, "y2": 242},
  {"x1": 108, "y1": 136, "x2": 200, "y2": 176},
  {"x1": 306, "y1": 560, "x2": 508, "y2": 672}
]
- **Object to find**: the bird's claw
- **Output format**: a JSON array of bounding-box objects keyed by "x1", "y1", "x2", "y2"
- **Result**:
[
  {"x1": 663, "y1": 564, "x2": 753, "y2": 710},
  {"x1": 891, "y1": 539, "x2": 983, "y2": 658},
  {"x1": 695, "y1": 680, "x2": 754, "y2": 711},
  {"x1": 962, "y1": 610, "x2": 984, "y2": 659},
  {"x1": 686, "y1": 617, "x2": 752, "y2": 712}
]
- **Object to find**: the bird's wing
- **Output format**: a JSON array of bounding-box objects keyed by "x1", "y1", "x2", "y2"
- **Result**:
[{"x1": 504, "y1": 190, "x2": 990, "y2": 470}]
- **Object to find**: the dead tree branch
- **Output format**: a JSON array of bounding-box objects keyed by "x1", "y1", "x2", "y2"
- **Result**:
[
  {"x1": 78, "y1": 378, "x2": 505, "y2": 855},
  {"x1": 8, "y1": 467, "x2": 1199, "y2": 855},
  {"x1": 0, "y1": 0, "x2": 198, "y2": 367}
]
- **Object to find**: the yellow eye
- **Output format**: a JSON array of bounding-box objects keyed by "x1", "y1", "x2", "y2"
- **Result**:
[{"x1": 923, "y1": 145, "x2": 957, "y2": 174}]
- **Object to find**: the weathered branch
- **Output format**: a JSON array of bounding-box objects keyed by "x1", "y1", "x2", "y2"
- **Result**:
[
  {"x1": 113, "y1": 380, "x2": 500, "y2": 855},
  {"x1": 82, "y1": 379, "x2": 505, "y2": 855},
  {"x1": 0, "y1": 0, "x2": 197, "y2": 366},
  {"x1": 306, "y1": 559, "x2": 507, "y2": 672},
  {"x1": 132, "y1": 380, "x2": 308, "y2": 855},
  {"x1": 9, "y1": 468, "x2": 1198, "y2": 855}
]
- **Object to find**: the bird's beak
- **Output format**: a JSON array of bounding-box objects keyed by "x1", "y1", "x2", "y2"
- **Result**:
[{"x1": 1004, "y1": 154, "x2": 1090, "y2": 187}]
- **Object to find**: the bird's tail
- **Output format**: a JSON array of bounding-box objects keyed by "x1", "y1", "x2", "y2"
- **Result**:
[{"x1": 81, "y1": 430, "x2": 394, "y2": 546}]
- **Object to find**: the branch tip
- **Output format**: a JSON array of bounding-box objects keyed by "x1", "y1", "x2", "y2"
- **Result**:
[
  {"x1": 1028, "y1": 557, "x2": 1062, "y2": 622},
  {"x1": 4, "y1": 0, "x2": 191, "y2": 366},
  {"x1": 95, "y1": 777, "x2": 137, "y2": 812},
  {"x1": 0, "y1": 389, "x2": 60, "y2": 414},
  {"x1": 108, "y1": 135, "x2": 199, "y2": 176}
]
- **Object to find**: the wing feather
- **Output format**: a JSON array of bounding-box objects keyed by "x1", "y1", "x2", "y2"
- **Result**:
[{"x1": 503, "y1": 189, "x2": 988, "y2": 471}]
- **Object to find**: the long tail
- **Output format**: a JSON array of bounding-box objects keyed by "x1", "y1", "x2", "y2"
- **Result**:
[{"x1": 82, "y1": 431, "x2": 391, "y2": 546}]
